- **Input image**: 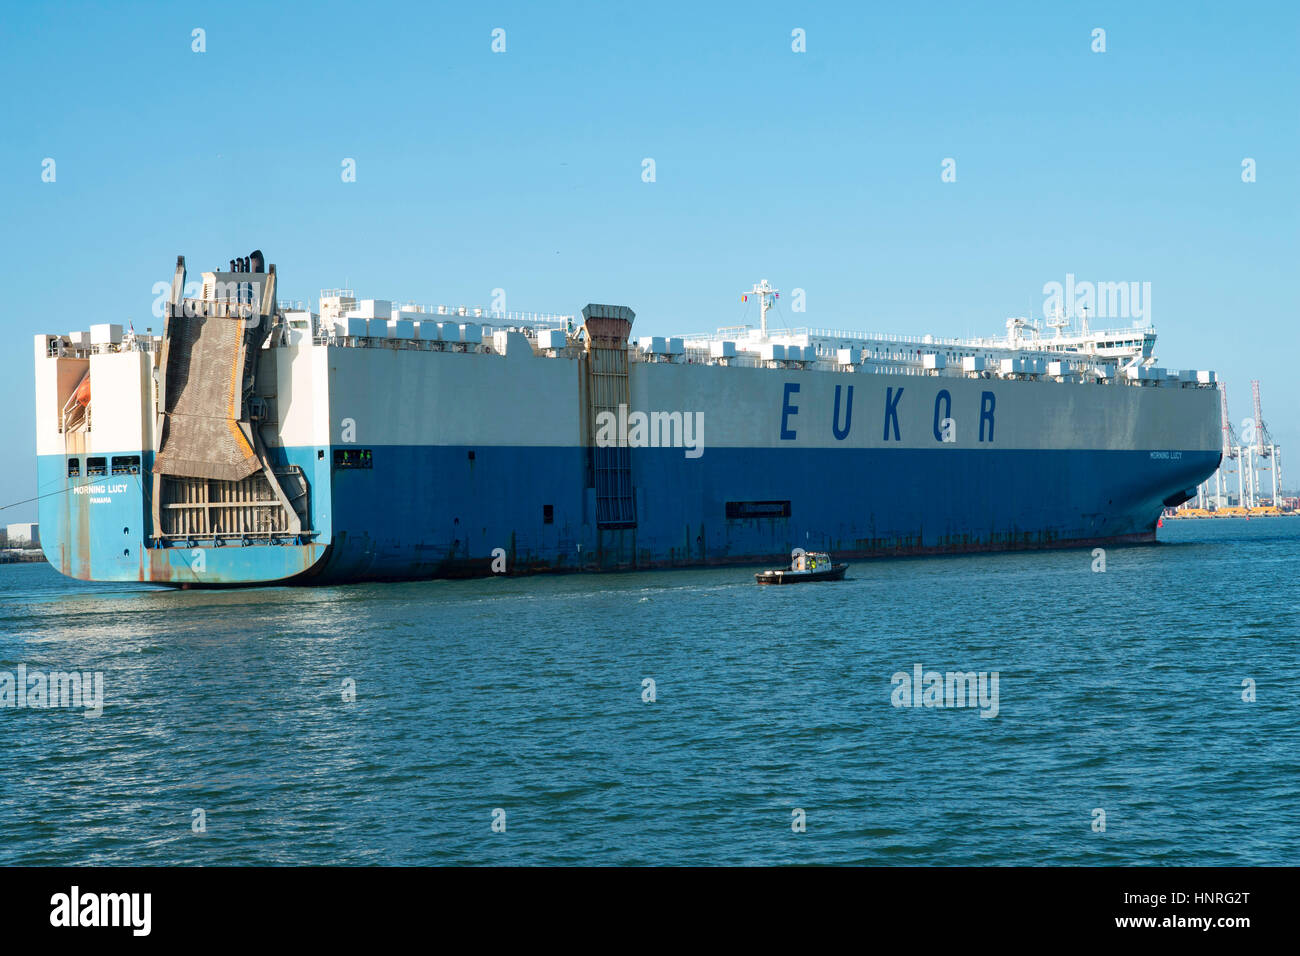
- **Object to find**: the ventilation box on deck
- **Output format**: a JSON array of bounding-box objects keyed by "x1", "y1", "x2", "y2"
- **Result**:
[
  {"x1": 537, "y1": 329, "x2": 566, "y2": 350},
  {"x1": 90, "y1": 324, "x2": 123, "y2": 346}
]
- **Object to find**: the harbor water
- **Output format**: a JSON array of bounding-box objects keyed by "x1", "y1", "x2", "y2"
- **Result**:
[{"x1": 1, "y1": 518, "x2": 1295, "y2": 865}]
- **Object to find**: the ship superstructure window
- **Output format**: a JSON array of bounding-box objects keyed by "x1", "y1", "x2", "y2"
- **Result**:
[
  {"x1": 333, "y1": 449, "x2": 373, "y2": 469},
  {"x1": 112, "y1": 455, "x2": 140, "y2": 475},
  {"x1": 86, "y1": 457, "x2": 107, "y2": 477},
  {"x1": 725, "y1": 500, "x2": 792, "y2": 519},
  {"x1": 543, "y1": 504, "x2": 554, "y2": 524},
  {"x1": 67, "y1": 458, "x2": 80, "y2": 477}
]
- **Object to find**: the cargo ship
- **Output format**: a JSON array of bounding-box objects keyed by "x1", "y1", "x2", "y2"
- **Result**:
[{"x1": 33, "y1": 251, "x2": 1223, "y2": 586}]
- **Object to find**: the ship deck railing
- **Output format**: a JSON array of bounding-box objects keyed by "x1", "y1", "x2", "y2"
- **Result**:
[
  {"x1": 46, "y1": 337, "x2": 161, "y2": 358},
  {"x1": 293, "y1": 331, "x2": 1212, "y2": 387},
  {"x1": 150, "y1": 530, "x2": 320, "y2": 547},
  {"x1": 676, "y1": 324, "x2": 1158, "y2": 352}
]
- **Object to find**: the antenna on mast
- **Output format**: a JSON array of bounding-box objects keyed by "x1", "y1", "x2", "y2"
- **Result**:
[
  {"x1": 1046, "y1": 301, "x2": 1069, "y2": 338},
  {"x1": 744, "y1": 279, "x2": 779, "y2": 337}
]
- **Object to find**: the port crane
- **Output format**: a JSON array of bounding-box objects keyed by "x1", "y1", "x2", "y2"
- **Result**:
[{"x1": 1190, "y1": 380, "x2": 1284, "y2": 514}]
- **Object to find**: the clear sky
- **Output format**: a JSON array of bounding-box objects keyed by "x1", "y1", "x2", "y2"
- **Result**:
[{"x1": 1, "y1": 1, "x2": 1296, "y2": 518}]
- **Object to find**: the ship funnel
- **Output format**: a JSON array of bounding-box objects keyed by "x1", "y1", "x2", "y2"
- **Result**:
[{"x1": 249, "y1": 249, "x2": 265, "y2": 273}]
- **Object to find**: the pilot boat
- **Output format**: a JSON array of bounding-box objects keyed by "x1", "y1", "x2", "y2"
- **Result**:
[{"x1": 754, "y1": 550, "x2": 848, "y2": 584}]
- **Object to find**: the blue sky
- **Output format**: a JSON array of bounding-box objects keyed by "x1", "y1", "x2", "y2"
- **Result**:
[{"x1": 1, "y1": 1, "x2": 1296, "y2": 518}]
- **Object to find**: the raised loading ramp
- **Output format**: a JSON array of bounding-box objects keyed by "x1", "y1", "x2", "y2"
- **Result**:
[
  {"x1": 151, "y1": 255, "x2": 304, "y2": 539},
  {"x1": 153, "y1": 258, "x2": 273, "y2": 481}
]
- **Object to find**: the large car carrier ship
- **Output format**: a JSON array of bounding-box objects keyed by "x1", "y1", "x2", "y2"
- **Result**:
[{"x1": 33, "y1": 251, "x2": 1223, "y2": 586}]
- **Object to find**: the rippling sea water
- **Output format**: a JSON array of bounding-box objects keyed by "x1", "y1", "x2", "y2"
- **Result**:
[{"x1": 1, "y1": 518, "x2": 1296, "y2": 866}]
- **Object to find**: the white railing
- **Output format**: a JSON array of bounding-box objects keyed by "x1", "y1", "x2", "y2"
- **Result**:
[
  {"x1": 290, "y1": 328, "x2": 1212, "y2": 387},
  {"x1": 47, "y1": 337, "x2": 159, "y2": 359},
  {"x1": 674, "y1": 323, "x2": 1158, "y2": 354}
]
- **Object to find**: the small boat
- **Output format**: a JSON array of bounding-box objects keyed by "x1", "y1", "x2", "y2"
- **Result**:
[{"x1": 755, "y1": 550, "x2": 848, "y2": 584}]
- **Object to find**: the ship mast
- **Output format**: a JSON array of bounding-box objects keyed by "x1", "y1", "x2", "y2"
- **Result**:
[
  {"x1": 746, "y1": 279, "x2": 779, "y2": 337},
  {"x1": 1045, "y1": 302, "x2": 1069, "y2": 339}
]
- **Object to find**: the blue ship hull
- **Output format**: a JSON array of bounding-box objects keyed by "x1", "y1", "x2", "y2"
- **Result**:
[{"x1": 37, "y1": 443, "x2": 1220, "y2": 586}]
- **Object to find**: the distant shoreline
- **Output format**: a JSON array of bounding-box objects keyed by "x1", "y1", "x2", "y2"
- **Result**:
[{"x1": 0, "y1": 550, "x2": 46, "y2": 564}]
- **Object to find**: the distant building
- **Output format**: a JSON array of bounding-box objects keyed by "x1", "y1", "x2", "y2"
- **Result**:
[{"x1": 6, "y1": 522, "x2": 39, "y2": 548}]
